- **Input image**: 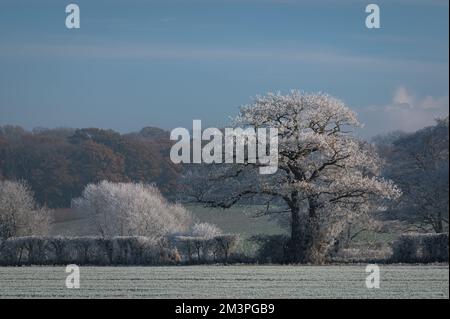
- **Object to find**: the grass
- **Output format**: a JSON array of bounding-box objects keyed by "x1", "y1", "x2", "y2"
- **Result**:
[
  {"x1": 186, "y1": 204, "x2": 287, "y2": 237},
  {"x1": 50, "y1": 205, "x2": 287, "y2": 237},
  {"x1": 0, "y1": 265, "x2": 448, "y2": 299}
]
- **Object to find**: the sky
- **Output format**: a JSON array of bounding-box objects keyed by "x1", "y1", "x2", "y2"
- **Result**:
[{"x1": 0, "y1": 0, "x2": 448, "y2": 138}]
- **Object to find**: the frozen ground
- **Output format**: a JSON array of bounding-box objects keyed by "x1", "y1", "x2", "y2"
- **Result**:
[{"x1": 0, "y1": 265, "x2": 448, "y2": 299}]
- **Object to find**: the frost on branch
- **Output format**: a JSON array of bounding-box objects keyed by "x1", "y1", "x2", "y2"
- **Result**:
[
  {"x1": 0, "y1": 180, "x2": 52, "y2": 239},
  {"x1": 72, "y1": 181, "x2": 192, "y2": 239}
]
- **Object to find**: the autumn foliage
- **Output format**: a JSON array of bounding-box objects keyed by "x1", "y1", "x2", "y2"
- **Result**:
[{"x1": 0, "y1": 126, "x2": 180, "y2": 207}]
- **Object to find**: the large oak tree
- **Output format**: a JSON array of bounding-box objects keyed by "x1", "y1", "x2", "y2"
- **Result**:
[{"x1": 190, "y1": 91, "x2": 400, "y2": 263}]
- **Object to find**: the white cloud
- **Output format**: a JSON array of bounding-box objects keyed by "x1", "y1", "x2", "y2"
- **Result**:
[
  {"x1": 359, "y1": 86, "x2": 449, "y2": 137},
  {"x1": 392, "y1": 86, "x2": 415, "y2": 106}
]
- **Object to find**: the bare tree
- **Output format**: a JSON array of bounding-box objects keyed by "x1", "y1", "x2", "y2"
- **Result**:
[
  {"x1": 189, "y1": 91, "x2": 400, "y2": 263},
  {"x1": 73, "y1": 181, "x2": 192, "y2": 239},
  {"x1": 379, "y1": 117, "x2": 449, "y2": 233},
  {"x1": 0, "y1": 180, "x2": 52, "y2": 239}
]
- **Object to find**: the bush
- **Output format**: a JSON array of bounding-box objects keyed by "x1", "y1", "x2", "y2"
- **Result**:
[
  {"x1": 422, "y1": 233, "x2": 449, "y2": 262},
  {"x1": 250, "y1": 235, "x2": 290, "y2": 264},
  {"x1": 331, "y1": 247, "x2": 393, "y2": 263},
  {"x1": 392, "y1": 233, "x2": 449, "y2": 263},
  {"x1": 174, "y1": 234, "x2": 239, "y2": 264},
  {"x1": 214, "y1": 234, "x2": 239, "y2": 263},
  {"x1": 0, "y1": 236, "x2": 176, "y2": 266}
]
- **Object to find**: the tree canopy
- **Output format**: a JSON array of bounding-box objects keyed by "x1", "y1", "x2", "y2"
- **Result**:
[{"x1": 0, "y1": 126, "x2": 180, "y2": 207}]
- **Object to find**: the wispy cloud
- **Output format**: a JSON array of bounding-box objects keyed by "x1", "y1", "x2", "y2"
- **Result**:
[
  {"x1": 359, "y1": 86, "x2": 449, "y2": 136},
  {"x1": 0, "y1": 42, "x2": 447, "y2": 74}
]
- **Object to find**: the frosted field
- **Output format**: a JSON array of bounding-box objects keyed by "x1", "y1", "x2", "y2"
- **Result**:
[{"x1": 0, "y1": 265, "x2": 448, "y2": 299}]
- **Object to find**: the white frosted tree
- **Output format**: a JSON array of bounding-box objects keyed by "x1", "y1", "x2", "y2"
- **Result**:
[
  {"x1": 73, "y1": 181, "x2": 192, "y2": 239},
  {"x1": 192, "y1": 222, "x2": 222, "y2": 239},
  {"x1": 0, "y1": 180, "x2": 52, "y2": 239},
  {"x1": 192, "y1": 91, "x2": 401, "y2": 263}
]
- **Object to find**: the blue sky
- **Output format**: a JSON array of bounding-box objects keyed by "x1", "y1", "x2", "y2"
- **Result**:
[{"x1": 0, "y1": 0, "x2": 448, "y2": 137}]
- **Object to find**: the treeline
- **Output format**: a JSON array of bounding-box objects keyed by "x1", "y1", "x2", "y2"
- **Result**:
[
  {"x1": 0, "y1": 126, "x2": 180, "y2": 207},
  {"x1": 0, "y1": 118, "x2": 448, "y2": 235}
]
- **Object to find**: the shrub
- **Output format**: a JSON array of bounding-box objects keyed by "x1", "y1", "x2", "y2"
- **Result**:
[
  {"x1": 0, "y1": 236, "x2": 175, "y2": 266},
  {"x1": 214, "y1": 234, "x2": 239, "y2": 263},
  {"x1": 422, "y1": 233, "x2": 449, "y2": 262},
  {"x1": 48, "y1": 237, "x2": 69, "y2": 264},
  {"x1": 0, "y1": 235, "x2": 243, "y2": 266},
  {"x1": 174, "y1": 234, "x2": 239, "y2": 264},
  {"x1": 392, "y1": 233, "x2": 449, "y2": 263},
  {"x1": 250, "y1": 235, "x2": 290, "y2": 264},
  {"x1": 331, "y1": 247, "x2": 393, "y2": 263}
]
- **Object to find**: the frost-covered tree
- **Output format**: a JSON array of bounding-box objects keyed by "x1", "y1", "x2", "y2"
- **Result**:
[
  {"x1": 192, "y1": 222, "x2": 222, "y2": 239},
  {"x1": 73, "y1": 181, "x2": 192, "y2": 238},
  {"x1": 192, "y1": 91, "x2": 401, "y2": 263},
  {"x1": 0, "y1": 180, "x2": 52, "y2": 239}
]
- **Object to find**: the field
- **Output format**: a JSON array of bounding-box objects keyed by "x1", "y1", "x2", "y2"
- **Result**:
[
  {"x1": 0, "y1": 265, "x2": 448, "y2": 299},
  {"x1": 12, "y1": 206, "x2": 445, "y2": 299},
  {"x1": 50, "y1": 205, "x2": 287, "y2": 237},
  {"x1": 49, "y1": 205, "x2": 393, "y2": 242}
]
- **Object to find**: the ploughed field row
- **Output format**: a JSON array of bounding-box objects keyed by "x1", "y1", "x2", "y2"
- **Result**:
[{"x1": 0, "y1": 265, "x2": 448, "y2": 299}]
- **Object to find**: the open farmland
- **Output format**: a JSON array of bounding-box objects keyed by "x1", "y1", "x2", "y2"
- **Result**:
[
  {"x1": 0, "y1": 265, "x2": 448, "y2": 299},
  {"x1": 50, "y1": 205, "x2": 287, "y2": 237}
]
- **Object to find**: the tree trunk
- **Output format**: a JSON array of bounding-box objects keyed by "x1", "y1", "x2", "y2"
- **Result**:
[
  {"x1": 289, "y1": 201, "x2": 303, "y2": 263},
  {"x1": 296, "y1": 197, "x2": 326, "y2": 264},
  {"x1": 302, "y1": 197, "x2": 327, "y2": 264},
  {"x1": 435, "y1": 211, "x2": 444, "y2": 233},
  {"x1": 286, "y1": 194, "x2": 328, "y2": 264}
]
